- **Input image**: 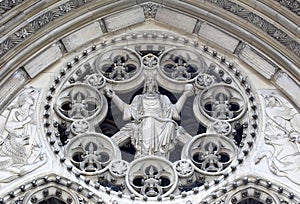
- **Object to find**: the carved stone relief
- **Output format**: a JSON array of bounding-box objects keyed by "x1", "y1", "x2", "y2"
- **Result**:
[
  {"x1": 2, "y1": 174, "x2": 298, "y2": 204},
  {"x1": 0, "y1": 88, "x2": 46, "y2": 183},
  {"x1": 0, "y1": 0, "x2": 93, "y2": 58},
  {"x1": 142, "y1": 3, "x2": 158, "y2": 19},
  {"x1": 274, "y1": 0, "x2": 300, "y2": 16},
  {"x1": 256, "y1": 92, "x2": 300, "y2": 185},
  {"x1": 39, "y1": 31, "x2": 259, "y2": 201},
  {"x1": 0, "y1": 0, "x2": 26, "y2": 15},
  {"x1": 198, "y1": 176, "x2": 300, "y2": 204},
  {"x1": 0, "y1": 29, "x2": 299, "y2": 203},
  {"x1": 182, "y1": 134, "x2": 237, "y2": 174},
  {"x1": 0, "y1": 0, "x2": 299, "y2": 202},
  {"x1": 1, "y1": 1, "x2": 299, "y2": 61}
]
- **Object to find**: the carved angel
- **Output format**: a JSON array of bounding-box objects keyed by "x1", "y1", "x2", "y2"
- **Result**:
[
  {"x1": 265, "y1": 94, "x2": 300, "y2": 140},
  {"x1": 256, "y1": 94, "x2": 300, "y2": 185},
  {"x1": 0, "y1": 88, "x2": 46, "y2": 182}
]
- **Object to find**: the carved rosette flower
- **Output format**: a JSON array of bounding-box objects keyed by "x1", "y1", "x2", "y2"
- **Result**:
[
  {"x1": 212, "y1": 120, "x2": 232, "y2": 136},
  {"x1": 142, "y1": 53, "x2": 158, "y2": 69},
  {"x1": 174, "y1": 160, "x2": 194, "y2": 177},
  {"x1": 70, "y1": 120, "x2": 90, "y2": 135},
  {"x1": 194, "y1": 74, "x2": 215, "y2": 89},
  {"x1": 109, "y1": 160, "x2": 129, "y2": 177},
  {"x1": 86, "y1": 74, "x2": 106, "y2": 89}
]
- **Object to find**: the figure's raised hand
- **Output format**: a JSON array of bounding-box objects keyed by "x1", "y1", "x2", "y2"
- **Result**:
[
  {"x1": 183, "y1": 84, "x2": 194, "y2": 97},
  {"x1": 104, "y1": 87, "x2": 115, "y2": 98}
]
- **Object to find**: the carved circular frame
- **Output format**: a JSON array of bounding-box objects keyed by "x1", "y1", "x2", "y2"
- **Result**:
[{"x1": 42, "y1": 30, "x2": 260, "y2": 201}]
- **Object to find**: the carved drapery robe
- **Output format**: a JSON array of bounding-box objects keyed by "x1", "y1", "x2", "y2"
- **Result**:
[{"x1": 122, "y1": 94, "x2": 179, "y2": 158}]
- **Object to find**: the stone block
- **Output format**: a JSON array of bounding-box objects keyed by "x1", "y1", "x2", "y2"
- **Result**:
[
  {"x1": 198, "y1": 23, "x2": 239, "y2": 52},
  {"x1": 24, "y1": 44, "x2": 62, "y2": 78},
  {"x1": 274, "y1": 71, "x2": 300, "y2": 108},
  {"x1": 155, "y1": 7, "x2": 197, "y2": 33},
  {"x1": 103, "y1": 7, "x2": 145, "y2": 32},
  {"x1": 61, "y1": 22, "x2": 103, "y2": 52},
  {"x1": 239, "y1": 45, "x2": 277, "y2": 79},
  {"x1": 0, "y1": 69, "x2": 29, "y2": 111}
]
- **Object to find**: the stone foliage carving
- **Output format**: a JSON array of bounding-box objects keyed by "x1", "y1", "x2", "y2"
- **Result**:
[
  {"x1": 142, "y1": 3, "x2": 158, "y2": 19},
  {"x1": 0, "y1": 88, "x2": 46, "y2": 182},
  {"x1": 256, "y1": 93, "x2": 300, "y2": 185},
  {"x1": 0, "y1": 0, "x2": 93, "y2": 58},
  {"x1": 274, "y1": 0, "x2": 300, "y2": 16},
  {"x1": 207, "y1": 0, "x2": 300, "y2": 57},
  {"x1": 0, "y1": 0, "x2": 26, "y2": 15},
  {"x1": 1, "y1": 0, "x2": 299, "y2": 62}
]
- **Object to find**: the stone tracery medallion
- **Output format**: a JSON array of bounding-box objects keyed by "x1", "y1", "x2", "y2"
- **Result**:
[{"x1": 44, "y1": 30, "x2": 258, "y2": 200}]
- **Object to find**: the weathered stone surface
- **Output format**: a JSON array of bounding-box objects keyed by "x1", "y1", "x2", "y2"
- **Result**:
[
  {"x1": 61, "y1": 22, "x2": 103, "y2": 52},
  {"x1": 239, "y1": 45, "x2": 278, "y2": 79},
  {"x1": 0, "y1": 68, "x2": 29, "y2": 111},
  {"x1": 255, "y1": 90, "x2": 300, "y2": 186},
  {"x1": 198, "y1": 23, "x2": 240, "y2": 52},
  {"x1": 103, "y1": 7, "x2": 145, "y2": 32},
  {"x1": 155, "y1": 7, "x2": 197, "y2": 33},
  {"x1": 24, "y1": 44, "x2": 62, "y2": 78},
  {"x1": 0, "y1": 1, "x2": 300, "y2": 202},
  {"x1": 274, "y1": 71, "x2": 300, "y2": 108}
]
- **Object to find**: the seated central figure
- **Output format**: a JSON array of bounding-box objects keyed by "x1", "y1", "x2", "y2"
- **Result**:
[{"x1": 106, "y1": 77, "x2": 193, "y2": 158}]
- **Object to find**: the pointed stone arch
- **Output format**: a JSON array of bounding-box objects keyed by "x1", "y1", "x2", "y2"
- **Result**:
[{"x1": 0, "y1": 1, "x2": 300, "y2": 203}]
